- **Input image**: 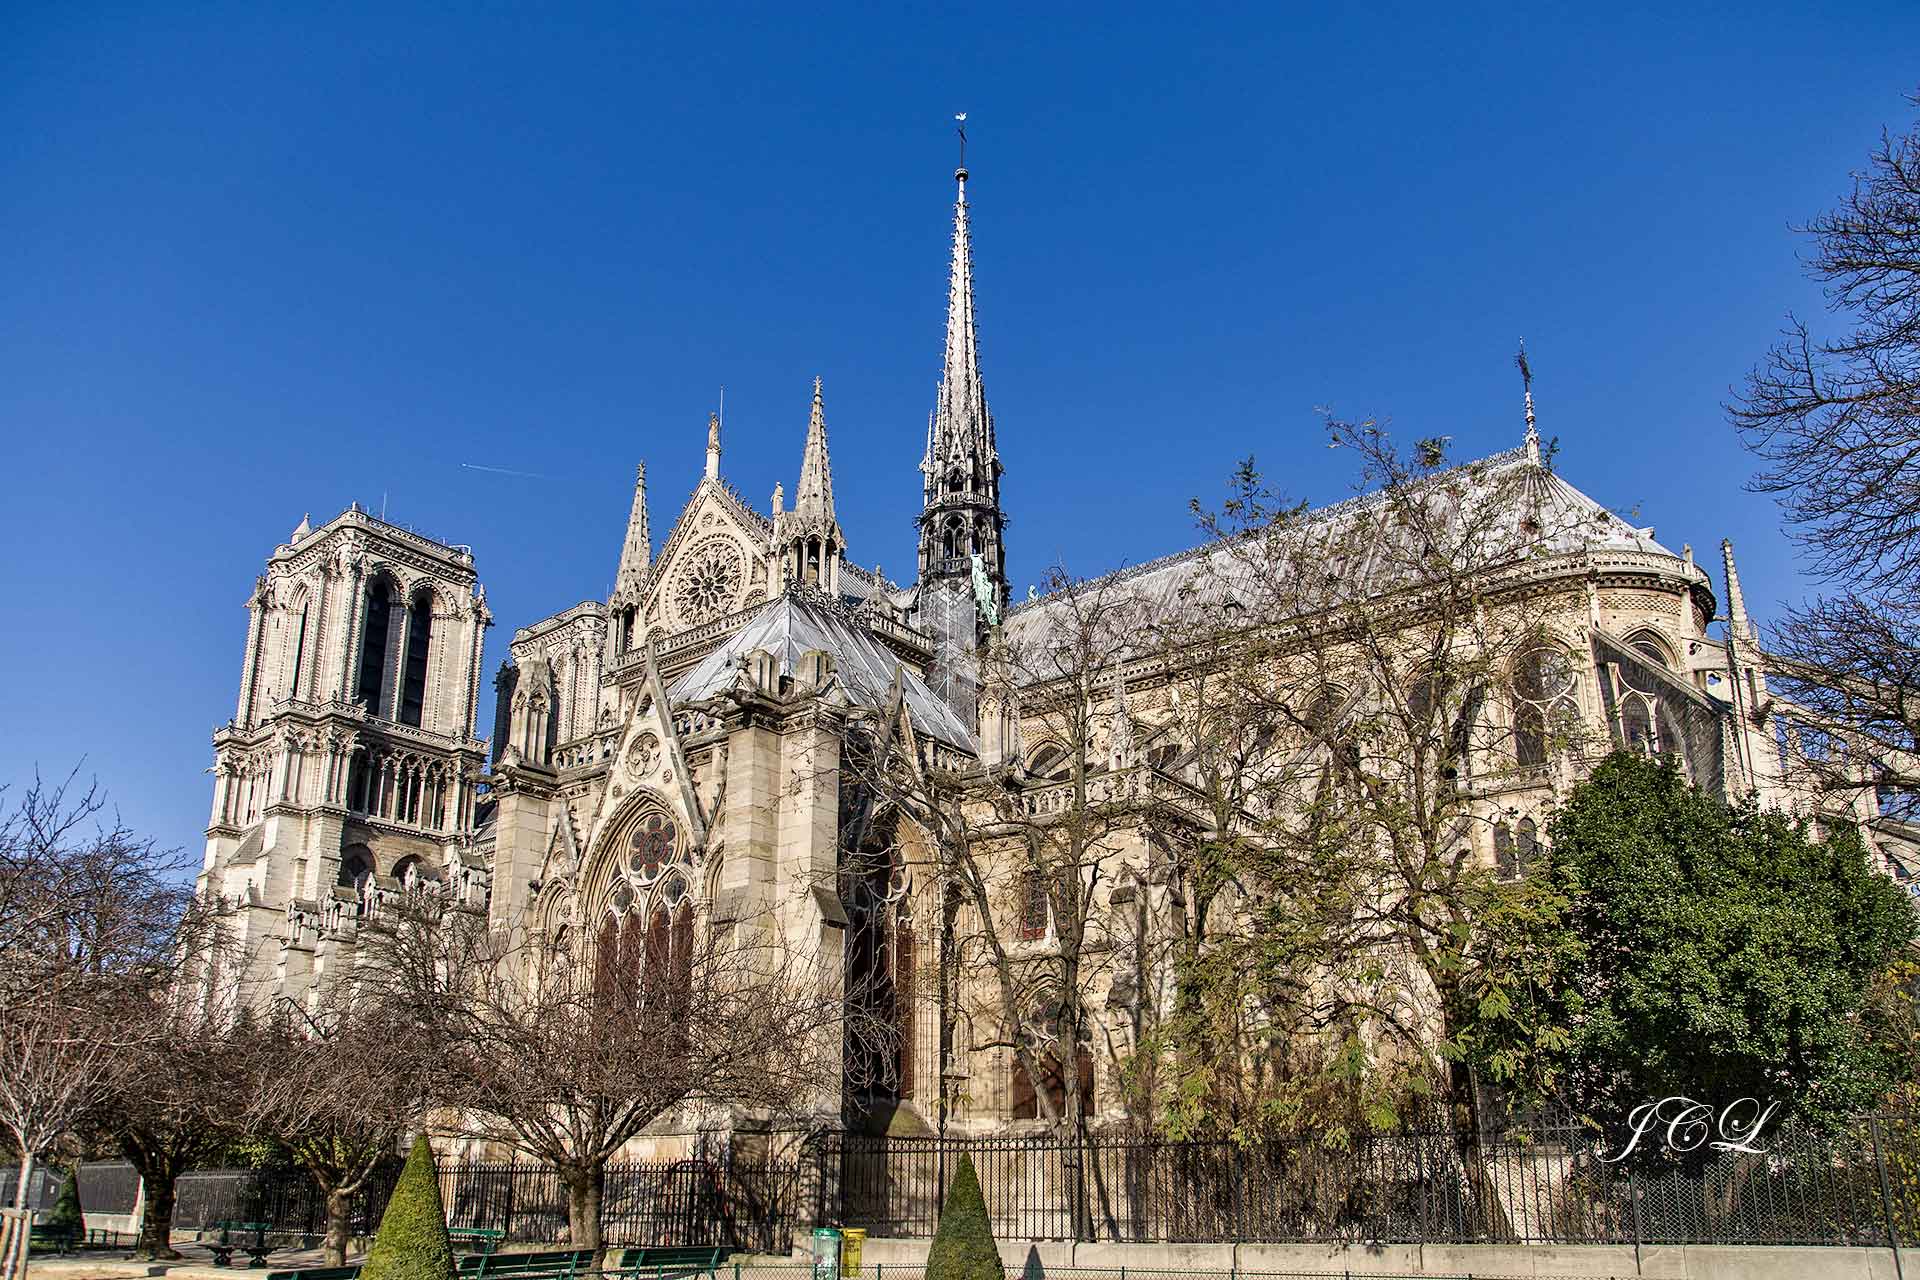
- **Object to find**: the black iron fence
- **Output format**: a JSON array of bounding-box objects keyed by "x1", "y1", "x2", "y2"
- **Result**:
[
  {"x1": 436, "y1": 1159, "x2": 801, "y2": 1253},
  {"x1": 58, "y1": 1113, "x2": 1920, "y2": 1252},
  {"x1": 154, "y1": 1157, "x2": 799, "y2": 1254},
  {"x1": 820, "y1": 1113, "x2": 1920, "y2": 1247}
]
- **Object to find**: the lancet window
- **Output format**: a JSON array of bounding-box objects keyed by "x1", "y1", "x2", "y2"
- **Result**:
[
  {"x1": 1511, "y1": 646, "x2": 1578, "y2": 767},
  {"x1": 594, "y1": 809, "x2": 694, "y2": 1024},
  {"x1": 1010, "y1": 988, "x2": 1095, "y2": 1121},
  {"x1": 398, "y1": 587, "x2": 434, "y2": 727},
  {"x1": 846, "y1": 845, "x2": 916, "y2": 1099},
  {"x1": 356, "y1": 576, "x2": 396, "y2": 714}
]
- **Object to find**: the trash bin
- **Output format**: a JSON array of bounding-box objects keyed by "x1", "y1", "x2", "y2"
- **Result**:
[
  {"x1": 811, "y1": 1227, "x2": 842, "y2": 1280},
  {"x1": 841, "y1": 1228, "x2": 866, "y2": 1277}
]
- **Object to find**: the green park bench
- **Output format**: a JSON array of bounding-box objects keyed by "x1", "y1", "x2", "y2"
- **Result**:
[
  {"x1": 613, "y1": 1246, "x2": 732, "y2": 1276},
  {"x1": 27, "y1": 1223, "x2": 79, "y2": 1254},
  {"x1": 266, "y1": 1267, "x2": 363, "y2": 1280},
  {"x1": 457, "y1": 1248, "x2": 598, "y2": 1278},
  {"x1": 448, "y1": 1227, "x2": 506, "y2": 1254},
  {"x1": 211, "y1": 1220, "x2": 277, "y2": 1267}
]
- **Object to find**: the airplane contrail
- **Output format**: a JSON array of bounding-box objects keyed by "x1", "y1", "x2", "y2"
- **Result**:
[{"x1": 460, "y1": 462, "x2": 551, "y2": 480}]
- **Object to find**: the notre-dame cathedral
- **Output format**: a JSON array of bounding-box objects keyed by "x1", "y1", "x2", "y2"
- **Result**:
[{"x1": 197, "y1": 161, "x2": 1864, "y2": 1146}]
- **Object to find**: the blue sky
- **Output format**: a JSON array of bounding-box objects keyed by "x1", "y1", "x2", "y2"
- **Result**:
[{"x1": 2, "y1": 3, "x2": 1915, "y2": 853}]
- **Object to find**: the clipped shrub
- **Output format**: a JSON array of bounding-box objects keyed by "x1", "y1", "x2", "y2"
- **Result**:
[
  {"x1": 44, "y1": 1165, "x2": 84, "y2": 1243},
  {"x1": 926, "y1": 1154, "x2": 1001, "y2": 1280},
  {"x1": 361, "y1": 1136, "x2": 454, "y2": 1280}
]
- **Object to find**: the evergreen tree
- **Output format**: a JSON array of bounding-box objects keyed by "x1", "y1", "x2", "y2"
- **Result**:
[
  {"x1": 925, "y1": 1154, "x2": 1001, "y2": 1280},
  {"x1": 1546, "y1": 752, "x2": 1916, "y2": 1135},
  {"x1": 43, "y1": 1165, "x2": 83, "y2": 1246},
  {"x1": 360, "y1": 1136, "x2": 453, "y2": 1280}
]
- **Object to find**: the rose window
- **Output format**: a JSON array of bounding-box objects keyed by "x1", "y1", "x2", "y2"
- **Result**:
[
  {"x1": 672, "y1": 538, "x2": 745, "y2": 624},
  {"x1": 627, "y1": 812, "x2": 678, "y2": 883}
]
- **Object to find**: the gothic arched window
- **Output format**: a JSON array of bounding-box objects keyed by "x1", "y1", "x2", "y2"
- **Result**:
[
  {"x1": 1010, "y1": 989, "x2": 1095, "y2": 1122},
  {"x1": 399, "y1": 587, "x2": 435, "y2": 727},
  {"x1": 338, "y1": 846, "x2": 374, "y2": 894},
  {"x1": 1617, "y1": 661, "x2": 1663, "y2": 755},
  {"x1": 1493, "y1": 823, "x2": 1516, "y2": 879},
  {"x1": 1511, "y1": 646, "x2": 1577, "y2": 767},
  {"x1": 1409, "y1": 669, "x2": 1485, "y2": 780},
  {"x1": 1517, "y1": 817, "x2": 1540, "y2": 871},
  {"x1": 288, "y1": 597, "x2": 310, "y2": 700},
  {"x1": 1625, "y1": 629, "x2": 1675, "y2": 669},
  {"x1": 356, "y1": 577, "x2": 396, "y2": 715}
]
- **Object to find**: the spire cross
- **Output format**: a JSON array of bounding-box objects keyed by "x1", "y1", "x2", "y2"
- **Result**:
[
  {"x1": 955, "y1": 112, "x2": 968, "y2": 171},
  {"x1": 1516, "y1": 340, "x2": 1541, "y2": 464}
]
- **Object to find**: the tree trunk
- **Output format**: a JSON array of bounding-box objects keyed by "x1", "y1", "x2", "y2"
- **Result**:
[
  {"x1": 3, "y1": 1150, "x2": 37, "y2": 1280},
  {"x1": 560, "y1": 1164, "x2": 603, "y2": 1255},
  {"x1": 6, "y1": 1152, "x2": 28, "y2": 1212},
  {"x1": 322, "y1": 1187, "x2": 354, "y2": 1267},
  {"x1": 1445, "y1": 1057, "x2": 1512, "y2": 1241},
  {"x1": 134, "y1": 1168, "x2": 181, "y2": 1261}
]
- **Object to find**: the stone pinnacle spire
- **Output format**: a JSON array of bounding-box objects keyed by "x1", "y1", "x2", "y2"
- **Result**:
[
  {"x1": 794, "y1": 375, "x2": 836, "y2": 524},
  {"x1": 775, "y1": 379, "x2": 844, "y2": 592},
  {"x1": 1721, "y1": 538, "x2": 1756, "y2": 644},
  {"x1": 613, "y1": 462, "x2": 651, "y2": 598}
]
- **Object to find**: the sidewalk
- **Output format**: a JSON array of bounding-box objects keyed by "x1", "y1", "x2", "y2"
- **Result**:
[{"x1": 24, "y1": 1241, "x2": 342, "y2": 1280}]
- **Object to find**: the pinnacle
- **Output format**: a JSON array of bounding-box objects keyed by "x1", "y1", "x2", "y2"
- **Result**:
[
  {"x1": 613, "y1": 460, "x2": 651, "y2": 598},
  {"x1": 793, "y1": 378, "x2": 836, "y2": 526}
]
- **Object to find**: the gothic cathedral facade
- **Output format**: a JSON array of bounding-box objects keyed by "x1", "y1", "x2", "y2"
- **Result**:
[{"x1": 199, "y1": 162, "x2": 1845, "y2": 1148}]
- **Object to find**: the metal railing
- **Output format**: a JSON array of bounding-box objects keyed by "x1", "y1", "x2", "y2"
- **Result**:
[
  {"x1": 62, "y1": 1114, "x2": 1920, "y2": 1253},
  {"x1": 158, "y1": 1157, "x2": 800, "y2": 1254},
  {"x1": 819, "y1": 1114, "x2": 1920, "y2": 1247}
]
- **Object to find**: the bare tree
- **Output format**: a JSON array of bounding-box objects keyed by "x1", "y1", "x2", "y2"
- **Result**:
[
  {"x1": 843, "y1": 569, "x2": 1173, "y2": 1235},
  {"x1": 1155, "y1": 420, "x2": 1597, "y2": 1225},
  {"x1": 97, "y1": 914, "x2": 248, "y2": 1260},
  {"x1": 1730, "y1": 91, "x2": 1920, "y2": 815},
  {"x1": 1730, "y1": 90, "x2": 1920, "y2": 595},
  {"x1": 358, "y1": 893, "x2": 848, "y2": 1253},
  {"x1": 0, "y1": 771, "x2": 198, "y2": 1280},
  {"x1": 245, "y1": 998, "x2": 427, "y2": 1266}
]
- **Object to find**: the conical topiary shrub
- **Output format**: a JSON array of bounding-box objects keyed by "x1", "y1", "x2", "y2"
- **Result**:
[
  {"x1": 361, "y1": 1136, "x2": 454, "y2": 1280},
  {"x1": 926, "y1": 1154, "x2": 1001, "y2": 1280},
  {"x1": 44, "y1": 1166, "x2": 84, "y2": 1246}
]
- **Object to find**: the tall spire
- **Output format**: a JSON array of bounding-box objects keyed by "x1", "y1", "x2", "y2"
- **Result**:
[
  {"x1": 613, "y1": 462, "x2": 651, "y2": 599},
  {"x1": 927, "y1": 164, "x2": 994, "y2": 474},
  {"x1": 918, "y1": 146, "x2": 1008, "y2": 613},
  {"x1": 794, "y1": 375, "x2": 836, "y2": 524}
]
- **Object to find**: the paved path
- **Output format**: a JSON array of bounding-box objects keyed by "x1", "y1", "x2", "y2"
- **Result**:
[{"x1": 24, "y1": 1243, "x2": 343, "y2": 1280}]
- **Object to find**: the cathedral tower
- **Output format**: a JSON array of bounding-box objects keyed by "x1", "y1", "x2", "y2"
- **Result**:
[
  {"x1": 201, "y1": 508, "x2": 491, "y2": 1011},
  {"x1": 917, "y1": 162, "x2": 1007, "y2": 612}
]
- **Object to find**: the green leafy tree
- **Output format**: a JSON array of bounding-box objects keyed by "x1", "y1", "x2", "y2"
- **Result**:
[
  {"x1": 1546, "y1": 752, "x2": 1915, "y2": 1134},
  {"x1": 360, "y1": 1135, "x2": 453, "y2": 1280},
  {"x1": 925, "y1": 1155, "x2": 1001, "y2": 1280}
]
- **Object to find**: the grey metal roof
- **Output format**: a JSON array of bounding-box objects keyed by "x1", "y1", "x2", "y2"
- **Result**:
[
  {"x1": 1003, "y1": 447, "x2": 1678, "y2": 660},
  {"x1": 668, "y1": 591, "x2": 977, "y2": 750}
]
